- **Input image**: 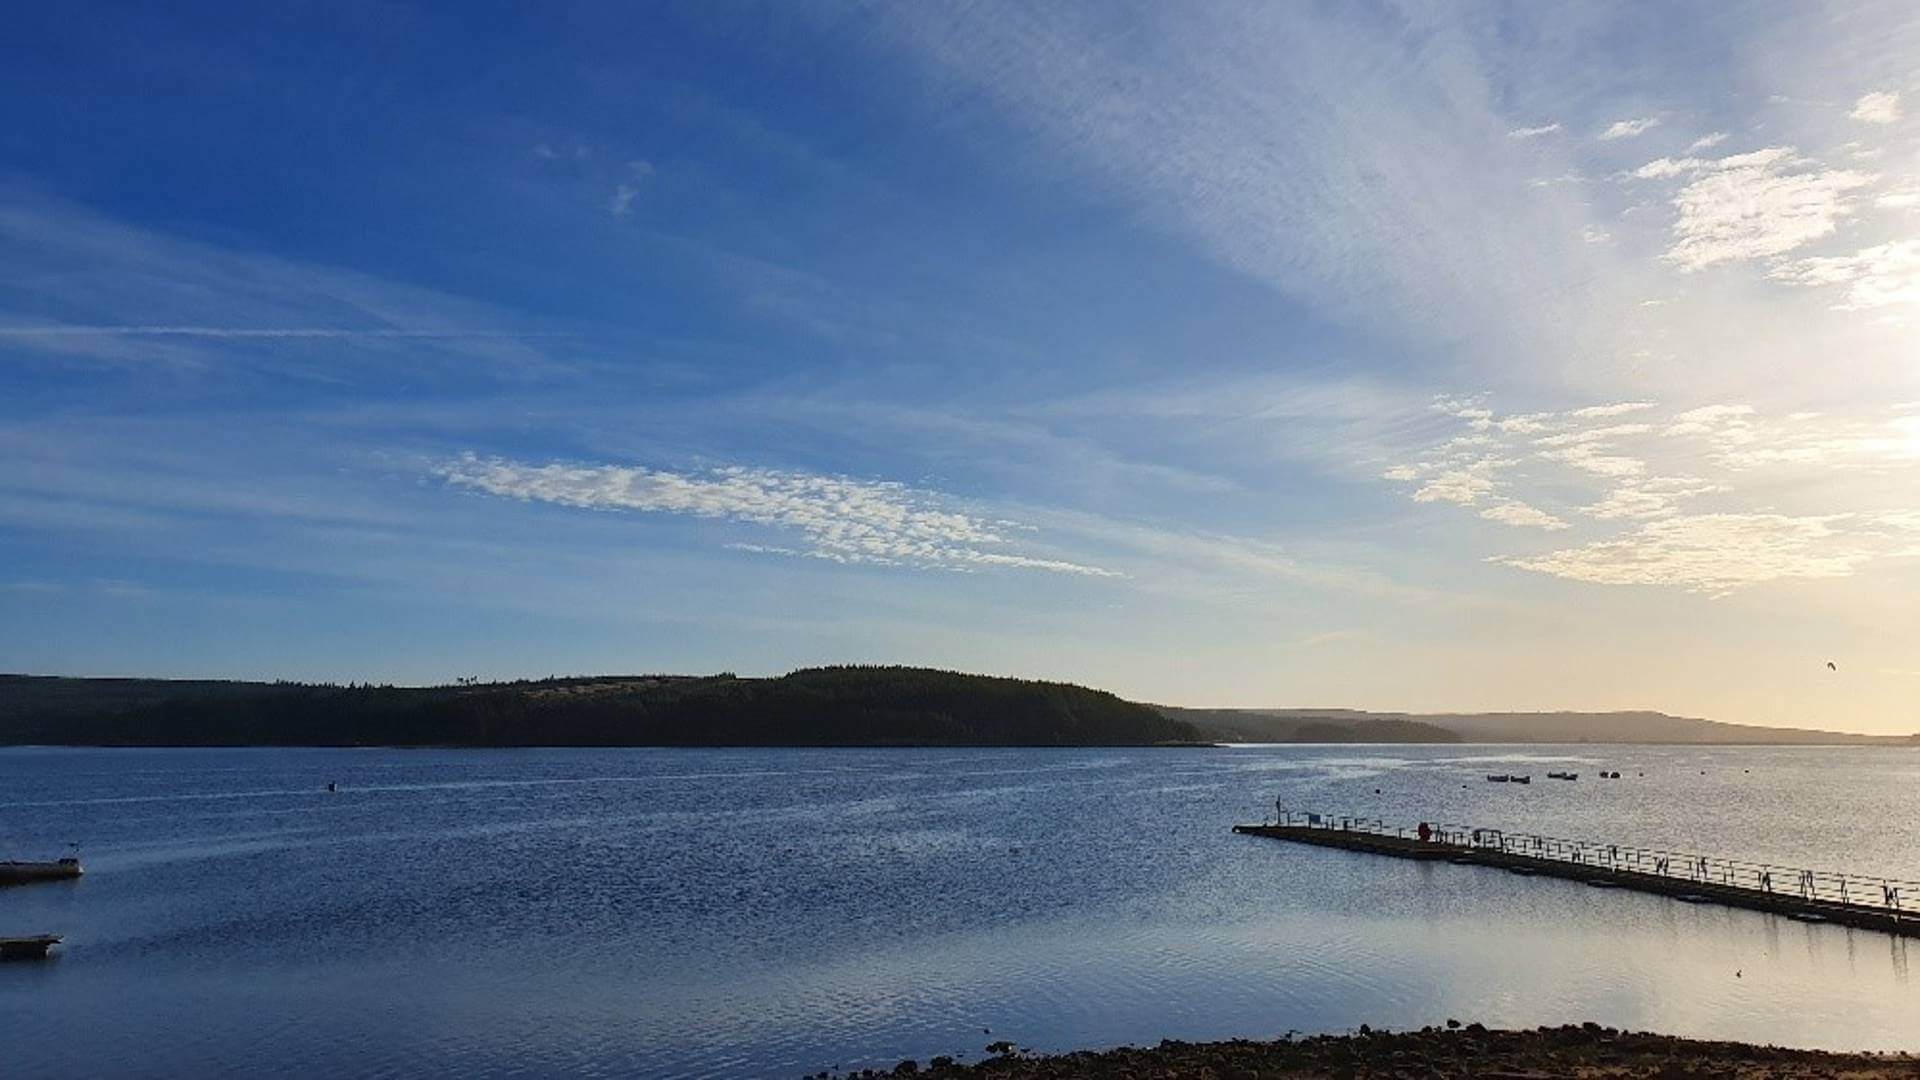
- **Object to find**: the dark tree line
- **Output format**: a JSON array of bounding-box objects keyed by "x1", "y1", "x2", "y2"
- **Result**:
[{"x1": 0, "y1": 668, "x2": 1202, "y2": 747}]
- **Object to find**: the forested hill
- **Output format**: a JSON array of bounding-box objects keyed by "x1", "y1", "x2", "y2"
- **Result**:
[{"x1": 0, "y1": 668, "x2": 1201, "y2": 748}]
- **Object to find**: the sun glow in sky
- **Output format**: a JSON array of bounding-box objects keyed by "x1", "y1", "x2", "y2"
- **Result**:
[{"x1": 3, "y1": 3, "x2": 1918, "y2": 732}]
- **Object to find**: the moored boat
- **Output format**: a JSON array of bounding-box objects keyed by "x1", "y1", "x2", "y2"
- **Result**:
[
  {"x1": 0, "y1": 934, "x2": 62, "y2": 960},
  {"x1": 0, "y1": 857, "x2": 83, "y2": 886}
]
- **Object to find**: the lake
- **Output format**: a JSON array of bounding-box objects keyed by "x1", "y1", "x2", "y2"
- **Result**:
[{"x1": 2, "y1": 745, "x2": 1917, "y2": 1077}]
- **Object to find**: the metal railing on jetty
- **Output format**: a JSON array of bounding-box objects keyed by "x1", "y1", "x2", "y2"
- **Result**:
[{"x1": 1235, "y1": 810, "x2": 1920, "y2": 938}]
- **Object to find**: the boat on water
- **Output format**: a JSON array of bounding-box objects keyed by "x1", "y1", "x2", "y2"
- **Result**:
[
  {"x1": 1547, "y1": 771, "x2": 1579, "y2": 781},
  {"x1": 1487, "y1": 774, "x2": 1511, "y2": 783},
  {"x1": 1511, "y1": 775, "x2": 1531, "y2": 785},
  {"x1": 0, "y1": 857, "x2": 83, "y2": 886},
  {"x1": 0, "y1": 934, "x2": 62, "y2": 960}
]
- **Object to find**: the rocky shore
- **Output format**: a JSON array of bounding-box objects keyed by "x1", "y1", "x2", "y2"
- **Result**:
[{"x1": 826, "y1": 1024, "x2": 1919, "y2": 1079}]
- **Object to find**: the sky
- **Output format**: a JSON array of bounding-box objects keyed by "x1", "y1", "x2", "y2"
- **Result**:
[{"x1": 2, "y1": 2, "x2": 1918, "y2": 733}]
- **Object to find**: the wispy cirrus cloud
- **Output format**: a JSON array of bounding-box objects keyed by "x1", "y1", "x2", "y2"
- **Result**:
[
  {"x1": 434, "y1": 453, "x2": 1120, "y2": 577},
  {"x1": 1494, "y1": 512, "x2": 1917, "y2": 595},
  {"x1": 856, "y1": 3, "x2": 1623, "y2": 363},
  {"x1": 0, "y1": 325, "x2": 551, "y2": 341},
  {"x1": 0, "y1": 194, "x2": 570, "y2": 380},
  {"x1": 1665, "y1": 403, "x2": 1920, "y2": 469},
  {"x1": 1383, "y1": 398, "x2": 1920, "y2": 593},
  {"x1": 608, "y1": 184, "x2": 639, "y2": 218},
  {"x1": 1383, "y1": 399, "x2": 1667, "y2": 526}
]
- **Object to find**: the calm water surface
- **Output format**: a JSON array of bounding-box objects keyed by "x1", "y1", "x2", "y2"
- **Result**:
[{"x1": 2, "y1": 745, "x2": 1917, "y2": 1077}]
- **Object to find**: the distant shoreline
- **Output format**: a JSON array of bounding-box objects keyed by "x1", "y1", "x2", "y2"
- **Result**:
[
  {"x1": 5, "y1": 670, "x2": 1913, "y2": 748},
  {"x1": 869, "y1": 1024, "x2": 1917, "y2": 1079},
  {"x1": 8, "y1": 735, "x2": 1910, "y2": 751}
]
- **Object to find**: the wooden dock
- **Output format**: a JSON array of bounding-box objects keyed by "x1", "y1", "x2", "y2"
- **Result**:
[{"x1": 1235, "y1": 812, "x2": 1919, "y2": 939}]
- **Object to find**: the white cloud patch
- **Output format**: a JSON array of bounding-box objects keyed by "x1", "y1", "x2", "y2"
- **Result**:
[
  {"x1": 1652, "y1": 147, "x2": 1875, "y2": 270},
  {"x1": 1480, "y1": 500, "x2": 1569, "y2": 531},
  {"x1": 1878, "y1": 183, "x2": 1920, "y2": 211},
  {"x1": 435, "y1": 453, "x2": 1120, "y2": 577},
  {"x1": 1771, "y1": 240, "x2": 1920, "y2": 309},
  {"x1": 1582, "y1": 476, "x2": 1720, "y2": 520},
  {"x1": 1849, "y1": 91, "x2": 1902, "y2": 125},
  {"x1": 1508, "y1": 123, "x2": 1562, "y2": 139},
  {"x1": 1534, "y1": 422, "x2": 1655, "y2": 445},
  {"x1": 609, "y1": 184, "x2": 639, "y2": 218},
  {"x1": 1538, "y1": 442, "x2": 1647, "y2": 477},
  {"x1": 1413, "y1": 463, "x2": 1507, "y2": 505},
  {"x1": 1665, "y1": 403, "x2": 1755, "y2": 437},
  {"x1": 1631, "y1": 157, "x2": 1700, "y2": 180},
  {"x1": 1599, "y1": 116, "x2": 1661, "y2": 140},
  {"x1": 1687, "y1": 132, "x2": 1729, "y2": 152},
  {"x1": 1569, "y1": 401, "x2": 1656, "y2": 418},
  {"x1": 1386, "y1": 399, "x2": 1528, "y2": 507},
  {"x1": 1534, "y1": 423, "x2": 1651, "y2": 478}
]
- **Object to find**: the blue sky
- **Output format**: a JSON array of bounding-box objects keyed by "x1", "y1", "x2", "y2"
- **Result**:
[{"x1": 3, "y1": 3, "x2": 1919, "y2": 731}]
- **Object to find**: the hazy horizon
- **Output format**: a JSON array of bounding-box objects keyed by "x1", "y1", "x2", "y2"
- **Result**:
[{"x1": 5, "y1": 5, "x2": 1920, "y2": 733}]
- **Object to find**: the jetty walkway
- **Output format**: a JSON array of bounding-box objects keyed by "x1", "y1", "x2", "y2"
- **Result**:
[{"x1": 1234, "y1": 811, "x2": 1920, "y2": 939}]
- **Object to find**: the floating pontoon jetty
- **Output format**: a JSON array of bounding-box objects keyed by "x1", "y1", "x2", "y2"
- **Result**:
[{"x1": 1235, "y1": 811, "x2": 1919, "y2": 939}]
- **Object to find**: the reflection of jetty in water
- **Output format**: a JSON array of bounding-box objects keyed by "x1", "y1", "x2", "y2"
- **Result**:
[{"x1": 1238, "y1": 810, "x2": 1920, "y2": 940}]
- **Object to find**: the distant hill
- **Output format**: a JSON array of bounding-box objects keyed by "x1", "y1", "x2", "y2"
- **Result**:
[
  {"x1": 1160, "y1": 707, "x2": 1460, "y2": 744},
  {"x1": 1163, "y1": 706, "x2": 1914, "y2": 746},
  {"x1": 0, "y1": 668, "x2": 1200, "y2": 748}
]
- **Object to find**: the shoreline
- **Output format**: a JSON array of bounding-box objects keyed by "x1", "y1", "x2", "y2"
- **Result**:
[{"x1": 835, "y1": 1026, "x2": 1920, "y2": 1078}]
